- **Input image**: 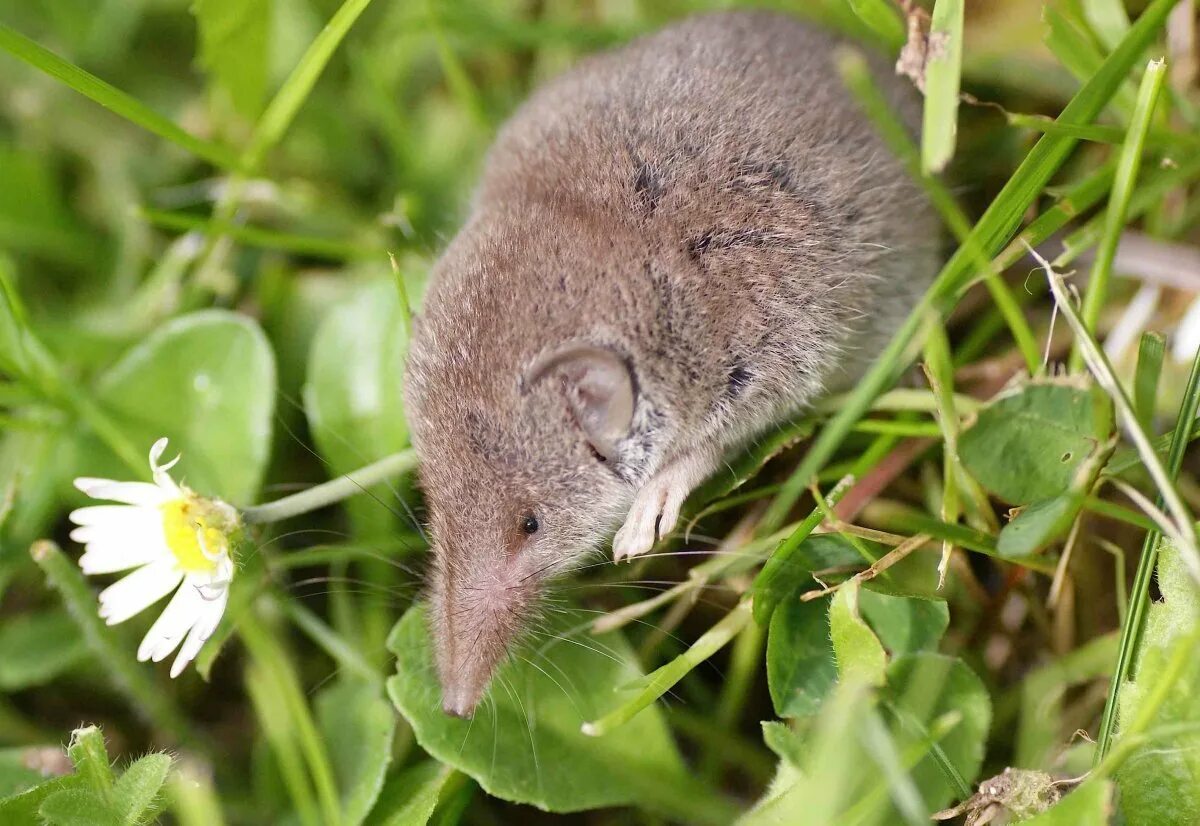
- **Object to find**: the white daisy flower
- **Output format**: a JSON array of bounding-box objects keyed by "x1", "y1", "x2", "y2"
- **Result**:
[{"x1": 69, "y1": 438, "x2": 240, "y2": 678}]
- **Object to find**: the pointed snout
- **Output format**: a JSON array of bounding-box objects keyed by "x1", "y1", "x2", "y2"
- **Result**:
[
  {"x1": 441, "y1": 682, "x2": 483, "y2": 719},
  {"x1": 433, "y1": 568, "x2": 535, "y2": 720}
]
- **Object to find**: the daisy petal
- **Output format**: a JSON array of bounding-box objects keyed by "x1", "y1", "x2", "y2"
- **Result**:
[
  {"x1": 71, "y1": 515, "x2": 167, "y2": 551},
  {"x1": 74, "y1": 479, "x2": 172, "y2": 507},
  {"x1": 69, "y1": 506, "x2": 143, "y2": 525},
  {"x1": 79, "y1": 541, "x2": 165, "y2": 574},
  {"x1": 171, "y1": 586, "x2": 228, "y2": 678},
  {"x1": 98, "y1": 560, "x2": 182, "y2": 625},
  {"x1": 138, "y1": 582, "x2": 205, "y2": 663}
]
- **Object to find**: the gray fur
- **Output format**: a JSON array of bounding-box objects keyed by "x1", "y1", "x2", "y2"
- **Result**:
[{"x1": 405, "y1": 10, "x2": 939, "y2": 717}]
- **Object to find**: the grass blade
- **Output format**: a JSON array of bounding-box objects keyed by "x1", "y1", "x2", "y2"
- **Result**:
[
  {"x1": 138, "y1": 208, "x2": 383, "y2": 261},
  {"x1": 1133, "y1": 332, "x2": 1165, "y2": 432},
  {"x1": 1082, "y1": 0, "x2": 1132, "y2": 51},
  {"x1": 582, "y1": 601, "x2": 752, "y2": 737},
  {"x1": 1071, "y1": 58, "x2": 1167, "y2": 371},
  {"x1": 1044, "y1": 1, "x2": 1138, "y2": 120},
  {"x1": 921, "y1": 0, "x2": 964, "y2": 173},
  {"x1": 1094, "y1": 343, "x2": 1200, "y2": 763},
  {"x1": 758, "y1": 0, "x2": 1182, "y2": 536},
  {"x1": 242, "y1": 0, "x2": 376, "y2": 172},
  {"x1": 0, "y1": 23, "x2": 240, "y2": 171}
]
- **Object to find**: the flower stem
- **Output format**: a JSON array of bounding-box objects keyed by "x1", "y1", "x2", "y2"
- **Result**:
[{"x1": 242, "y1": 449, "x2": 418, "y2": 524}]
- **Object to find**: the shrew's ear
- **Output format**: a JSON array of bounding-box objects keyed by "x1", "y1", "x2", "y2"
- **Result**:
[{"x1": 523, "y1": 344, "x2": 635, "y2": 461}]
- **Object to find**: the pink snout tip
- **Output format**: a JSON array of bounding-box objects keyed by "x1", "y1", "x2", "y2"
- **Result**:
[{"x1": 441, "y1": 685, "x2": 479, "y2": 719}]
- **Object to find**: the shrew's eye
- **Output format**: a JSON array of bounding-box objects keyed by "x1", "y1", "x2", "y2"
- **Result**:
[{"x1": 520, "y1": 513, "x2": 539, "y2": 535}]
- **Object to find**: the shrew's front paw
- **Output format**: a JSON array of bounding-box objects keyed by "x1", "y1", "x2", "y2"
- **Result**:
[{"x1": 612, "y1": 458, "x2": 707, "y2": 561}]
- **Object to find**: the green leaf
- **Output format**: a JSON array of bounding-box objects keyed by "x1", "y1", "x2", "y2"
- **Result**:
[
  {"x1": 304, "y1": 278, "x2": 410, "y2": 536},
  {"x1": 386, "y1": 605, "x2": 710, "y2": 818},
  {"x1": 830, "y1": 581, "x2": 887, "y2": 687},
  {"x1": 94, "y1": 310, "x2": 277, "y2": 504},
  {"x1": 316, "y1": 679, "x2": 396, "y2": 826},
  {"x1": 884, "y1": 654, "x2": 991, "y2": 813},
  {"x1": 39, "y1": 788, "x2": 122, "y2": 826},
  {"x1": 1117, "y1": 540, "x2": 1200, "y2": 825},
  {"x1": 1022, "y1": 780, "x2": 1114, "y2": 824},
  {"x1": 193, "y1": 0, "x2": 273, "y2": 119},
  {"x1": 767, "y1": 597, "x2": 837, "y2": 718},
  {"x1": 364, "y1": 761, "x2": 452, "y2": 826},
  {"x1": 997, "y1": 492, "x2": 1085, "y2": 558},
  {"x1": 113, "y1": 754, "x2": 171, "y2": 826},
  {"x1": 754, "y1": 533, "x2": 863, "y2": 625},
  {"x1": 959, "y1": 381, "x2": 1113, "y2": 504},
  {"x1": 859, "y1": 590, "x2": 949, "y2": 656},
  {"x1": 0, "y1": 608, "x2": 88, "y2": 690}
]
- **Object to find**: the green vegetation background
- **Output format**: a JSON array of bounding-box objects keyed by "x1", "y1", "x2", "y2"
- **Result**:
[{"x1": 1, "y1": 0, "x2": 1199, "y2": 824}]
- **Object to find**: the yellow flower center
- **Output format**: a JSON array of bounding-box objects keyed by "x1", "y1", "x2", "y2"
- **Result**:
[{"x1": 161, "y1": 499, "x2": 225, "y2": 574}]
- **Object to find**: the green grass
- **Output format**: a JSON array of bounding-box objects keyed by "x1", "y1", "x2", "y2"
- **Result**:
[{"x1": 1, "y1": 1, "x2": 1200, "y2": 824}]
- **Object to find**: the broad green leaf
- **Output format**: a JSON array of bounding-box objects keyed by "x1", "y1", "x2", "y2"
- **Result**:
[
  {"x1": 830, "y1": 581, "x2": 887, "y2": 687},
  {"x1": 754, "y1": 534, "x2": 863, "y2": 625},
  {"x1": 0, "y1": 608, "x2": 88, "y2": 690},
  {"x1": 113, "y1": 754, "x2": 171, "y2": 826},
  {"x1": 767, "y1": 597, "x2": 837, "y2": 718},
  {"x1": 316, "y1": 679, "x2": 396, "y2": 826},
  {"x1": 884, "y1": 654, "x2": 991, "y2": 814},
  {"x1": 39, "y1": 788, "x2": 121, "y2": 826},
  {"x1": 386, "y1": 605, "x2": 702, "y2": 817},
  {"x1": 304, "y1": 278, "x2": 410, "y2": 537},
  {"x1": 1023, "y1": 780, "x2": 1114, "y2": 824},
  {"x1": 193, "y1": 0, "x2": 273, "y2": 119},
  {"x1": 1117, "y1": 539, "x2": 1200, "y2": 825},
  {"x1": 959, "y1": 381, "x2": 1113, "y2": 504},
  {"x1": 364, "y1": 761, "x2": 452, "y2": 826},
  {"x1": 94, "y1": 310, "x2": 276, "y2": 504},
  {"x1": 996, "y1": 492, "x2": 1085, "y2": 558},
  {"x1": 859, "y1": 590, "x2": 949, "y2": 656}
]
